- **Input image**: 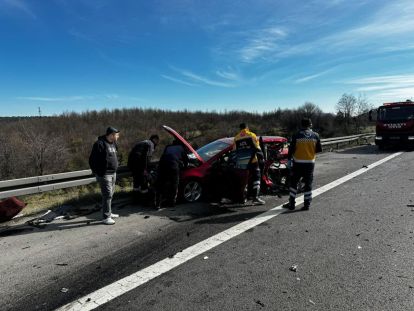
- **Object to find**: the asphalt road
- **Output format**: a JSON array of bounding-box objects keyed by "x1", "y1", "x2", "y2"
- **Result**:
[{"x1": 1, "y1": 145, "x2": 413, "y2": 311}]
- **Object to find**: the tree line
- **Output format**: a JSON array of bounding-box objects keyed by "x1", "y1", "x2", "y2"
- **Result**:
[{"x1": 0, "y1": 93, "x2": 372, "y2": 180}]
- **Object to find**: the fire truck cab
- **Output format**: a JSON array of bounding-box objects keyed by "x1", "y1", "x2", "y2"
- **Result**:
[{"x1": 369, "y1": 99, "x2": 414, "y2": 149}]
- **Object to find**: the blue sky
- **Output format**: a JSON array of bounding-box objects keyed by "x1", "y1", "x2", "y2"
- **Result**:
[{"x1": 1, "y1": 0, "x2": 414, "y2": 116}]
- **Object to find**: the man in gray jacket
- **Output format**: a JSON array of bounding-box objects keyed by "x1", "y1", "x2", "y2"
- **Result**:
[{"x1": 89, "y1": 127, "x2": 120, "y2": 225}]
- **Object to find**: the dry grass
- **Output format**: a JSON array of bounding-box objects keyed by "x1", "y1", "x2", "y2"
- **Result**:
[{"x1": 19, "y1": 178, "x2": 133, "y2": 217}]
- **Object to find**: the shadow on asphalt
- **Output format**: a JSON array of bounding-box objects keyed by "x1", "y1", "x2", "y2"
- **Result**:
[
  {"x1": 194, "y1": 211, "x2": 264, "y2": 225},
  {"x1": 336, "y1": 144, "x2": 412, "y2": 155},
  {"x1": 0, "y1": 197, "x2": 263, "y2": 237},
  {"x1": 280, "y1": 208, "x2": 308, "y2": 214}
]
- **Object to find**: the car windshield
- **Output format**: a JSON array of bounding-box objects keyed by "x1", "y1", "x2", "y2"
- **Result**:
[
  {"x1": 378, "y1": 106, "x2": 414, "y2": 121},
  {"x1": 196, "y1": 140, "x2": 232, "y2": 161}
]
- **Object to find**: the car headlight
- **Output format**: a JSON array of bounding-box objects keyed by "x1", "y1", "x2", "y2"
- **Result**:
[
  {"x1": 375, "y1": 136, "x2": 383, "y2": 140},
  {"x1": 408, "y1": 136, "x2": 414, "y2": 140}
]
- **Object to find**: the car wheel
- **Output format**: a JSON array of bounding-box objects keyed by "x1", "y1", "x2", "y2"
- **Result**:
[{"x1": 182, "y1": 180, "x2": 203, "y2": 202}]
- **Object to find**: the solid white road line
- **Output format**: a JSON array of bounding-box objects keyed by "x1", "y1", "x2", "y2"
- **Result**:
[{"x1": 56, "y1": 152, "x2": 403, "y2": 311}]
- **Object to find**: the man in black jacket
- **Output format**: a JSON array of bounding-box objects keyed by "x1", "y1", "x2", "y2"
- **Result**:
[
  {"x1": 89, "y1": 127, "x2": 120, "y2": 225},
  {"x1": 155, "y1": 139, "x2": 188, "y2": 208},
  {"x1": 128, "y1": 134, "x2": 159, "y2": 193}
]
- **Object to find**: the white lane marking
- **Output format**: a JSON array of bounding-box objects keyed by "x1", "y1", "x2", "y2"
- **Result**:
[{"x1": 56, "y1": 152, "x2": 403, "y2": 311}]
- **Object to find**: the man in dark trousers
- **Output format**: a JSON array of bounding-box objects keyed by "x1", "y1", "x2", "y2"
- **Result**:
[
  {"x1": 234, "y1": 123, "x2": 265, "y2": 205},
  {"x1": 128, "y1": 134, "x2": 160, "y2": 193},
  {"x1": 283, "y1": 118, "x2": 322, "y2": 211},
  {"x1": 89, "y1": 126, "x2": 120, "y2": 225},
  {"x1": 155, "y1": 139, "x2": 188, "y2": 208}
]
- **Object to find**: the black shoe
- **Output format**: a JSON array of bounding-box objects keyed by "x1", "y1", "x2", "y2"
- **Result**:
[
  {"x1": 283, "y1": 202, "x2": 295, "y2": 210},
  {"x1": 301, "y1": 205, "x2": 310, "y2": 211}
]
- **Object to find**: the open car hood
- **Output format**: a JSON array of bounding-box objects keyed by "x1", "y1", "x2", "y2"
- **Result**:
[{"x1": 162, "y1": 125, "x2": 204, "y2": 163}]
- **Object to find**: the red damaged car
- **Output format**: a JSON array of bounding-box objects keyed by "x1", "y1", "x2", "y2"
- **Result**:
[{"x1": 162, "y1": 125, "x2": 289, "y2": 203}]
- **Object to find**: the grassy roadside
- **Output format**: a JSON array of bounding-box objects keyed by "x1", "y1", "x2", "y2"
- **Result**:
[{"x1": 17, "y1": 177, "x2": 134, "y2": 218}]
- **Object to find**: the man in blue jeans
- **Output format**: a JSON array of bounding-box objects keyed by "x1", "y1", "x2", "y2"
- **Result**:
[{"x1": 89, "y1": 127, "x2": 120, "y2": 225}]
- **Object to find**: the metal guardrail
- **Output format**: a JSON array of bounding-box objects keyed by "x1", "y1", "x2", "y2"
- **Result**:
[
  {"x1": 0, "y1": 167, "x2": 132, "y2": 200},
  {"x1": 321, "y1": 133, "x2": 374, "y2": 147},
  {"x1": 0, "y1": 134, "x2": 374, "y2": 199}
]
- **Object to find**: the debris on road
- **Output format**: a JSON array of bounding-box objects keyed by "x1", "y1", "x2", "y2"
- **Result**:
[
  {"x1": 144, "y1": 216, "x2": 150, "y2": 219},
  {"x1": 362, "y1": 165, "x2": 368, "y2": 168},
  {"x1": 309, "y1": 299, "x2": 316, "y2": 305},
  {"x1": 203, "y1": 256, "x2": 209, "y2": 260},
  {"x1": 255, "y1": 300, "x2": 265, "y2": 307},
  {"x1": 27, "y1": 205, "x2": 74, "y2": 227},
  {"x1": 186, "y1": 232, "x2": 190, "y2": 237},
  {"x1": 289, "y1": 265, "x2": 297, "y2": 272},
  {"x1": 0, "y1": 197, "x2": 26, "y2": 223},
  {"x1": 12, "y1": 212, "x2": 25, "y2": 219},
  {"x1": 407, "y1": 204, "x2": 414, "y2": 207},
  {"x1": 357, "y1": 245, "x2": 362, "y2": 249},
  {"x1": 56, "y1": 263, "x2": 68, "y2": 266},
  {"x1": 60, "y1": 288, "x2": 69, "y2": 293}
]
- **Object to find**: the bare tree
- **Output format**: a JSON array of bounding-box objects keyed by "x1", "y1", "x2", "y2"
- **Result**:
[
  {"x1": 17, "y1": 121, "x2": 69, "y2": 176},
  {"x1": 298, "y1": 102, "x2": 322, "y2": 119},
  {"x1": 336, "y1": 93, "x2": 357, "y2": 132},
  {"x1": 357, "y1": 94, "x2": 370, "y2": 115},
  {"x1": 355, "y1": 94, "x2": 372, "y2": 133}
]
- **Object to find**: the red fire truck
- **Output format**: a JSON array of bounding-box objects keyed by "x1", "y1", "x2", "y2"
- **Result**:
[{"x1": 369, "y1": 99, "x2": 414, "y2": 149}]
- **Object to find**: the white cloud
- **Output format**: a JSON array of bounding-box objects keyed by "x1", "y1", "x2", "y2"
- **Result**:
[
  {"x1": 179, "y1": 69, "x2": 236, "y2": 87},
  {"x1": 215, "y1": 69, "x2": 240, "y2": 81},
  {"x1": 295, "y1": 69, "x2": 332, "y2": 83},
  {"x1": 2, "y1": 0, "x2": 36, "y2": 19},
  {"x1": 163, "y1": 67, "x2": 238, "y2": 88},
  {"x1": 370, "y1": 87, "x2": 414, "y2": 102},
  {"x1": 238, "y1": 27, "x2": 288, "y2": 63},
  {"x1": 161, "y1": 74, "x2": 198, "y2": 87},
  {"x1": 225, "y1": 0, "x2": 414, "y2": 64},
  {"x1": 348, "y1": 75, "x2": 414, "y2": 85},
  {"x1": 346, "y1": 74, "x2": 414, "y2": 102},
  {"x1": 299, "y1": 1, "x2": 414, "y2": 54}
]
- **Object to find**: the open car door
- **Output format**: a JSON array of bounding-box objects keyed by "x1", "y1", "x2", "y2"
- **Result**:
[{"x1": 162, "y1": 125, "x2": 204, "y2": 163}]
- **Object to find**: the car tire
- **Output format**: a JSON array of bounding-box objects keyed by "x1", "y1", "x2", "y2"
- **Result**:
[{"x1": 182, "y1": 179, "x2": 203, "y2": 203}]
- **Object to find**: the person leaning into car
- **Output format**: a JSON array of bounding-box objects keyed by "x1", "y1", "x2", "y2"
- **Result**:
[
  {"x1": 233, "y1": 123, "x2": 266, "y2": 205},
  {"x1": 128, "y1": 134, "x2": 160, "y2": 194},
  {"x1": 89, "y1": 126, "x2": 121, "y2": 225},
  {"x1": 283, "y1": 118, "x2": 322, "y2": 211},
  {"x1": 155, "y1": 139, "x2": 188, "y2": 208}
]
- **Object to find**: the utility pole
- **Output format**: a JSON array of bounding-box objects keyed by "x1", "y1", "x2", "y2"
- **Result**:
[{"x1": 38, "y1": 106, "x2": 42, "y2": 118}]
